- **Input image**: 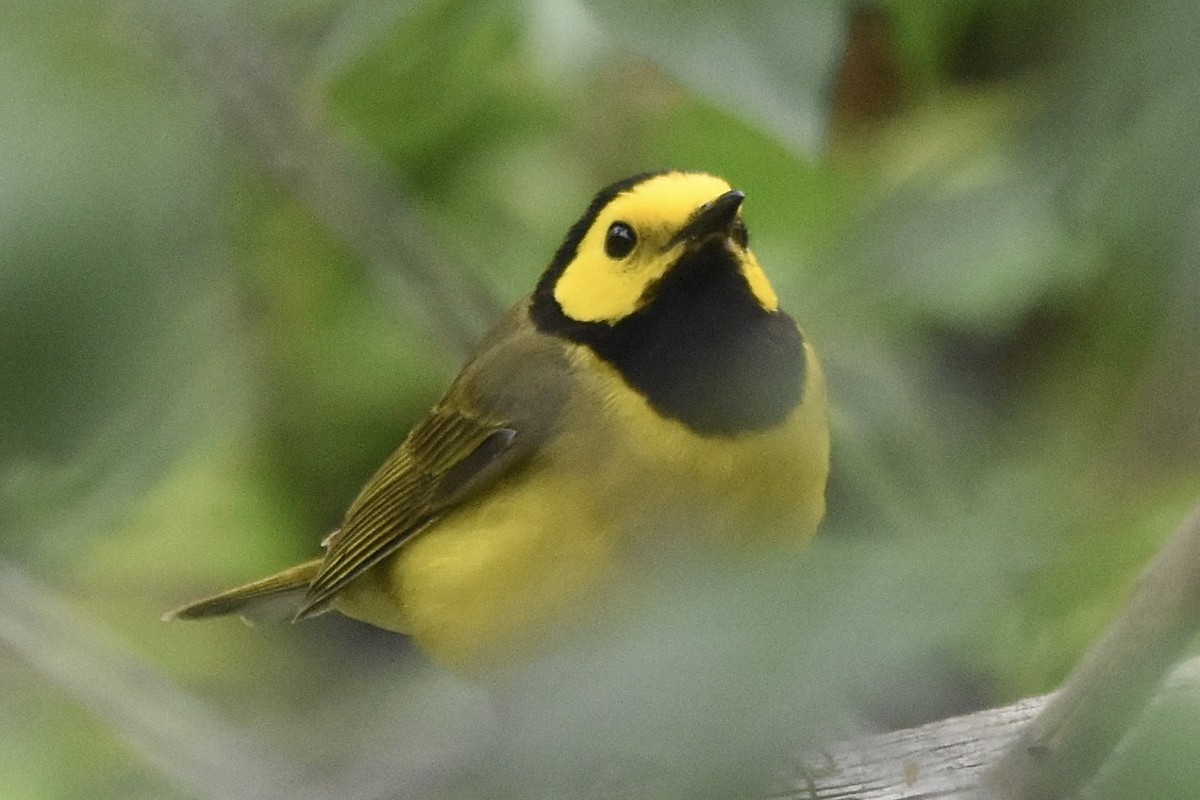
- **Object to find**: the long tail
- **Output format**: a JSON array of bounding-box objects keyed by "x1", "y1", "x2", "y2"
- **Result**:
[{"x1": 163, "y1": 558, "x2": 322, "y2": 624}]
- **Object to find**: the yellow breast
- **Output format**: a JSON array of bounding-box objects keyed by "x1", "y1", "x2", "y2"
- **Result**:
[{"x1": 335, "y1": 341, "x2": 829, "y2": 675}]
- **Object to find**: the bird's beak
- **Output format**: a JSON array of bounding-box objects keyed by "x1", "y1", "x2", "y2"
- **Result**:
[{"x1": 667, "y1": 189, "x2": 745, "y2": 250}]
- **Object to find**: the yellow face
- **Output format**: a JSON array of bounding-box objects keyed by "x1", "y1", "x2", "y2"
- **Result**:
[{"x1": 551, "y1": 172, "x2": 779, "y2": 324}]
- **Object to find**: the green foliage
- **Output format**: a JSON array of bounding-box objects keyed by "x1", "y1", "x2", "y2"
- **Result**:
[
  {"x1": 580, "y1": 0, "x2": 846, "y2": 153},
  {"x1": 0, "y1": 1, "x2": 236, "y2": 564},
  {"x1": 2, "y1": 0, "x2": 1199, "y2": 797}
]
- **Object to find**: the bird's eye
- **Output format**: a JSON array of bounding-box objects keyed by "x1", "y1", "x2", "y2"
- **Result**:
[
  {"x1": 731, "y1": 218, "x2": 749, "y2": 248},
  {"x1": 604, "y1": 222, "x2": 637, "y2": 259}
]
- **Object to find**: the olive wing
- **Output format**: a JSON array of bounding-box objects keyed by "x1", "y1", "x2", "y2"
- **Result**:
[{"x1": 295, "y1": 305, "x2": 569, "y2": 619}]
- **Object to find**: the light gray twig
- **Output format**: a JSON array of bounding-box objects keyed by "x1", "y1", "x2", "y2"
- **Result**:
[{"x1": 974, "y1": 502, "x2": 1200, "y2": 799}]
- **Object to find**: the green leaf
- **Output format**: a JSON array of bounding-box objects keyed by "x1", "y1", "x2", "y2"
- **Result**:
[{"x1": 582, "y1": 0, "x2": 848, "y2": 155}]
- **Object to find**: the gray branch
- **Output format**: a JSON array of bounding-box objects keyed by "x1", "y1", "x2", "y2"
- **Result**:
[
  {"x1": 774, "y1": 501, "x2": 1200, "y2": 800},
  {"x1": 772, "y1": 655, "x2": 1200, "y2": 800}
]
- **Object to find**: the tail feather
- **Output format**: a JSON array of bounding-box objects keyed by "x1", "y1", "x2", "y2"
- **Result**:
[{"x1": 163, "y1": 558, "x2": 323, "y2": 624}]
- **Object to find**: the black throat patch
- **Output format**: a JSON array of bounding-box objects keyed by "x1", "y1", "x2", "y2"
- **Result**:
[{"x1": 531, "y1": 241, "x2": 806, "y2": 436}]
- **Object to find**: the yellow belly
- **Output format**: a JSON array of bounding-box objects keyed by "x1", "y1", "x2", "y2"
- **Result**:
[{"x1": 335, "y1": 342, "x2": 829, "y2": 675}]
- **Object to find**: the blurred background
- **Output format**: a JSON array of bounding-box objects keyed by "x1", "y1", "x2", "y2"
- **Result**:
[{"x1": 3, "y1": 0, "x2": 1200, "y2": 797}]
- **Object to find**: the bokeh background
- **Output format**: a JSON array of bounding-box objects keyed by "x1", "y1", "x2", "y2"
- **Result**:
[{"x1": 3, "y1": 0, "x2": 1200, "y2": 798}]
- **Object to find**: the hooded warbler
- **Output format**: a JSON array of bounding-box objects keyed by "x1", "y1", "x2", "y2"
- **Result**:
[{"x1": 167, "y1": 171, "x2": 831, "y2": 676}]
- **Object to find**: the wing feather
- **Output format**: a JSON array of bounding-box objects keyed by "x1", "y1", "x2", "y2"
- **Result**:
[
  {"x1": 295, "y1": 409, "x2": 519, "y2": 619},
  {"x1": 293, "y1": 302, "x2": 570, "y2": 619}
]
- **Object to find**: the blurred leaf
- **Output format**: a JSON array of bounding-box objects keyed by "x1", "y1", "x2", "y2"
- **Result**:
[
  {"x1": 582, "y1": 0, "x2": 848, "y2": 156},
  {"x1": 0, "y1": 561, "x2": 337, "y2": 800},
  {"x1": 227, "y1": 179, "x2": 449, "y2": 530},
  {"x1": 310, "y1": 0, "x2": 426, "y2": 83},
  {"x1": 329, "y1": 0, "x2": 551, "y2": 193},
  {"x1": 486, "y1": 519, "x2": 1016, "y2": 797},
  {"x1": 988, "y1": 481, "x2": 1200, "y2": 696},
  {"x1": 869, "y1": 173, "x2": 1097, "y2": 333},
  {"x1": 831, "y1": 90, "x2": 1100, "y2": 334},
  {"x1": 1039, "y1": 0, "x2": 1200, "y2": 261},
  {"x1": 0, "y1": 3, "x2": 244, "y2": 560},
  {"x1": 1089, "y1": 660, "x2": 1200, "y2": 799}
]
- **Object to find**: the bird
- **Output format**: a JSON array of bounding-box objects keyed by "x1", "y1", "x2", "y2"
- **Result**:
[{"x1": 166, "y1": 170, "x2": 830, "y2": 678}]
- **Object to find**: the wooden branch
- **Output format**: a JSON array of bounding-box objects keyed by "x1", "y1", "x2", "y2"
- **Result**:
[
  {"x1": 773, "y1": 654, "x2": 1200, "y2": 800},
  {"x1": 780, "y1": 693, "x2": 1050, "y2": 799},
  {"x1": 769, "y1": 500, "x2": 1200, "y2": 800},
  {"x1": 133, "y1": 0, "x2": 502, "y2": 358}
]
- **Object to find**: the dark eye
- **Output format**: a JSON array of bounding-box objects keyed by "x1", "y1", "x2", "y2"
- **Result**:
[
  {"x1": 604, "y1": 221, "x2": 637, "y2": 259},
  {"x1": 731, "y1": 218, "x2": 749, "y2": 248}
]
